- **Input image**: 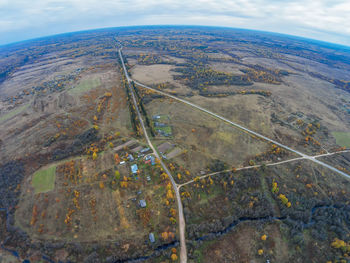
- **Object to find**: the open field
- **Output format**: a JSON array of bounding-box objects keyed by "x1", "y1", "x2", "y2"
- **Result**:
[
  {"x1": 141, "y1": 95, "x2": 295, "y2": 181},
  {"x1": 0, "y1": 63, "x2": 131, "y2": 166},
  {"x1": 32, "y1": 164, "x2": 57, "y2": 194},
  {"x1": 123, "y1": 27, "x2": 350, "y2": 159},
  {"x1": 128, "y1": 59, "x2": 346, "y2": 156},
  {"x1": 332, "y1": 132, "x2": 350, "y2": 148},
  {"x1": 1, "y1": 26, "x2": 350, "y2": 262},
  {"x1": 182, "y1": 83, "x2": 343, "y2": 155},
  {"x1": 131, "y1": 64, "x2": 178, "y2": 85},
  {"x1": 209, "y1": 61, "x2": 247, "y2": 75},
  {"x1": 68, "y1": 76, "x2": 101, "y2": 95}
]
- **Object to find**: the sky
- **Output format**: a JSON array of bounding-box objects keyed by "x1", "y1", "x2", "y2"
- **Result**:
[{"x1": 1, "y1": 0, "x2": 350, "y2": 46}]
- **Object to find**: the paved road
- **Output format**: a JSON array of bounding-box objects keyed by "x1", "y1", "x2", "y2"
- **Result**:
[
  {"x1": 178, "y1": 150, "x2": 350, "y2": 188},
  {"x1": 132, "y1": 80, "x2": 350, "y2": 180},
  {"x1": 118, "y1": 48, "x2": 188, "y2": 263}
]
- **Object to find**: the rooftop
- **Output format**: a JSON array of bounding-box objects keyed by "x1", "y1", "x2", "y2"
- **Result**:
[
  {"x1": 139, "y1": 199, "x2": 147, "y2": 208},
  {"x1": 149, "y1": 233, "x2": 155, "y2": 243},
  {"x1": 131, "y1": 164, "x2": 138, "y2": 174}
]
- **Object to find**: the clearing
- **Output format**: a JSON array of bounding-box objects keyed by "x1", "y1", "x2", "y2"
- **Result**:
[
  {"x1": 332, "y1": 131, "x2": 350, "y2": 148},
  {"x1": 32, "y1": 165, "x2": 57, "y2": 194},
  {"x1": 131, "y1": 64, "x2": 178, "y2": 85},
  {"x1": 68, "y1": 77, "x2": 101, "y2": 95}
]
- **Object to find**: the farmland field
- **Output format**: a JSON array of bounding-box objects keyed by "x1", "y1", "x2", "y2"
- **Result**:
[
  {"x1": 68, "y1": 77, "x2": 101, "y2": 95},
  {"x1": 332, "y1": 131, "x2": 350, "y2": 148},
  {"x1": 0, "y1": 26, "x2": 350, "y2": 262},
  {"x1": 31, "y1": 165, "x2": 57, "y2": 194}
]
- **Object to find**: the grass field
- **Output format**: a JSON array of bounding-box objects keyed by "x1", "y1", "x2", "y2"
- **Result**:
[
  {"x1": 69, "y1": 77, "x2": 101, "y2": 95},
  {"x1": 32, "y1": 165, "x2": 57, "y2": 193},
  {"x1": 332, "y1": 131, "x2": 350, "y2": 148}
]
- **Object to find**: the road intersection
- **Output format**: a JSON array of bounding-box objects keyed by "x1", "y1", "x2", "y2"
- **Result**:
[{"x1": 118, "y1": 45, "x2": 350, "y2": 263}]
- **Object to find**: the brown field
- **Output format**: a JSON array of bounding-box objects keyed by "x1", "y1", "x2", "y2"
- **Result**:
[
  {"x1": 185, "y1": 75, "x2": 348, "y2": 154},
  {"x1": 143, "y1": 97, "x2": 283, "y2": 176},
  {"x1": 1, "y1": 26, "x2": 350, "y2": 262},
  {"x1": 131, "y1": 64, "x2": 179, "y2": 85},
  {"x1": 209, "y1": 62, "x2": 247, "y2": 75},
  {"x1": 0, "y1": 64, "x2": 131, "y2": 165}
]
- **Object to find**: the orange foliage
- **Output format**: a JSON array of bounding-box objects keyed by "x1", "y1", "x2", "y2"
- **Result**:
[
  {"x1": 30, "y1": 205, "x2": 38, "y2": 226},
  {"x1": 171, "y1": 254, "x2": 178, "y2": 261}
]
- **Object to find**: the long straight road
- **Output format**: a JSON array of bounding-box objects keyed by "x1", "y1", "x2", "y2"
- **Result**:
[
  {"x1": 118, "y1": 48, "x2": 188, "y2": 263},
  {"x1": 118, "y1": 43, "x2": 349, "y2": 263},
  {"x1": 132, "y1": 80, "x2": 350, "y2": 180},
  {"x1": 178, "y1": 150, "x2": 350, "y2": 188}
]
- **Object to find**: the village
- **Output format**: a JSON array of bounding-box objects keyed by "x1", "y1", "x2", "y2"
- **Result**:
[
  {"x1": 1, "y1": 26, "x2": 350, "y2": 263},
  {"x1": 14, "y1": 129, "x2": 184, "y2": 259}
]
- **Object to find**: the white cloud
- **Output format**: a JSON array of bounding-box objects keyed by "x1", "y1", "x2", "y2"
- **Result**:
[{"x1": 0, "y1": 0, "x2": 349, "y2": 46}]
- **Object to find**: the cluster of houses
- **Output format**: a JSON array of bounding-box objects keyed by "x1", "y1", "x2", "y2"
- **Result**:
[{"x1": 113, "y1": 140, "x2": 159, "y2": 244}]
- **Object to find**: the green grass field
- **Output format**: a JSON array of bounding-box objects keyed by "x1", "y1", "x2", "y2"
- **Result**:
[
  {"x1": 332, "y1": 132, "x2": 350, "y2": 148},
  {"x1": 32, "y1": 165, "x2": 57, "y2": 193},
  {"x1": 69, "y1": 77, "x2": 101, "y2": 95}
]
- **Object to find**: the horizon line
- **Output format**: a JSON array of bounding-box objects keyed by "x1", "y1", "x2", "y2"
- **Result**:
[{"x1": 1, "y1": 24, "x2": 350, "y2": 50}]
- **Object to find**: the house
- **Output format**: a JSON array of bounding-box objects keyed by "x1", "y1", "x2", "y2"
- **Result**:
[
  {"x1": 152, "y1": 115, "x2": 160, "y2": 120},
  {"x1": 140, "y1": 147, "x2": 151, "y2": 154},
  {"x1": 128, "y1": 154, "x2": 134, "y2": 162},
  {"x1": 149, "y1": 233, "x2": 155, "y2": 243},
  {"x1": 145, "y1": 155, "x2": 155, "y2": 165},
  {"x1": 154, "y1": 122, "x2": 166, "y2": 127},
  {"x1": 131, "y1": 164, "x2": 138, "y2": 174},
  {"x1": 139, "y1": 199, "x2": 147, "y2": 208},
  {"x1": 146, "y1": 176, "x2": 151, "y2": 181},
  {"x1": 119, "y1": 161, "x2": 126, "y2": 165}
]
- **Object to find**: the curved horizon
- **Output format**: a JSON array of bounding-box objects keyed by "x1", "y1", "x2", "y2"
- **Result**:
[
  {"x1": 1, "y1": 24, "x2": 350, "y2": 50},
  {"x1": 1, "y1": 0, "x2": 349, "y2": 47}
]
